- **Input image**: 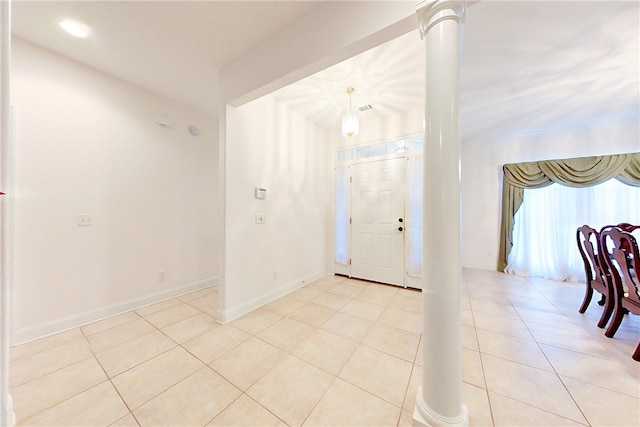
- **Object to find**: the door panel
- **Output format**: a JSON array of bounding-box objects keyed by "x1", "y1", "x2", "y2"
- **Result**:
[{"x1": 351, "y1": 158, "x2": 405, "y2": 287}]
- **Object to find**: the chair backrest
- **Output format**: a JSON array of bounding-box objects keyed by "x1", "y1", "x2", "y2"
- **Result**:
[
  {"x1": 601, "y1": 227, "x2": 640, "y2": 305},
  {"x1": 576, "y1": 225, "x2": 603, "y2": 283},
  {"x1": 617, "y1": 223, "x2": 640, "y2": 232}
]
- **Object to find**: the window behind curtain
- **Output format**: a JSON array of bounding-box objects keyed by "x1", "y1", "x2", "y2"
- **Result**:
[{"x1": 506, "y1": 179, "x2": 640, "y2": 281}]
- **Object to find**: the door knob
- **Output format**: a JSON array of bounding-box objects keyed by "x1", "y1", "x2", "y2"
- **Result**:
[
  {"x1": 398, "y1": 218, "x2": 403, "y2": 223},
  {"x1": 396, "y1": 226, "x2": 404, "y2": 232}
]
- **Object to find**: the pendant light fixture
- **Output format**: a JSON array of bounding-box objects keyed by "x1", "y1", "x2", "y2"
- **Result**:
[{"x1": 341, "y1": 87, "x2": 359, "y2": 138}]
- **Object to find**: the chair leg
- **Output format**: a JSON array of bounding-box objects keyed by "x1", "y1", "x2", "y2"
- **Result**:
[
  {"x1": 597, "y1": 294, "x2": 606, "y2": 306},
  {"x1": 605, "y1": 303, "x2": 625, "y2": 338},
  {"x1": 633, "y1": 342, "x2": 640, "y2": 362},
  {"x1": 597, "y1": 294, "x2": 614, "y2": 328},
  {"x1": 578, "y1": 285, "x2": 593, "y2": 314}
]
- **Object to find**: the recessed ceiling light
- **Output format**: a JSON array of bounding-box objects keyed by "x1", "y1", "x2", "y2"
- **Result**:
[{"x1": 59, "y1": 20, "x2": 91, "y2": 38}]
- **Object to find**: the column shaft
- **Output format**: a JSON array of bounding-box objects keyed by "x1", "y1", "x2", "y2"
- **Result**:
[{"x1": 414, "y1": 1, "x2": 467, "y2": 426}]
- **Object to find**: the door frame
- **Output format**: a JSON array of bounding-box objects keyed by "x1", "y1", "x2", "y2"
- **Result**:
[
  {"x1": 334, "y1": 152, "x2": 423, "y2": 288},
  {"x1": 350, "y1": 156, "x2": 407, "y2": 287}
]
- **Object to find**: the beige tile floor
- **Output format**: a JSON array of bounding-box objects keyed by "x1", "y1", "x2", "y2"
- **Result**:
[{"x1": 9, "y1": 269, "x2": 640, "y2": 426}]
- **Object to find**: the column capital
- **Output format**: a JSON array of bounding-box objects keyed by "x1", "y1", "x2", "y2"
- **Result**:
[{"x1": 415, "y1": 0, "x2": 466, "y2": 39}]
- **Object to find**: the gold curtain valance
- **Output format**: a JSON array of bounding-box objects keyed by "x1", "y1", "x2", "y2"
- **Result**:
[{"x1": 498, "y1": 152, "x2": 640, "y2": 271}]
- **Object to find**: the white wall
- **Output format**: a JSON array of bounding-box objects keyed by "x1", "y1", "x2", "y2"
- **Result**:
[
  {"x1": 461, "y1": 120, "x2": 640, "y2": 270},
  {"x1": 11, "y1": 39, "x2": 218, "y2": 343},
  {"x1": 220, "y1": 95, "x2": 330, "y2": 321}
]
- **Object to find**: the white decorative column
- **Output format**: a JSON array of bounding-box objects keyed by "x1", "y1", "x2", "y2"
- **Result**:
[
  {"x1": 413, "y1": 1, "x2": 468, "y2": 427},
  {"x1": 0, "y1": 0, "x2": 16, "y2": 426},
  {"x1": 0, "y1": 0, "x2": 15, "y2": 425}
]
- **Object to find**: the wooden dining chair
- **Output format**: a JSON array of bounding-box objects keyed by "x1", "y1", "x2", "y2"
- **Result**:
[
  {"x1": 600, "y1": 227, "x2": 640, "y2": 361},
  {"x1": 576, "y1": 225, "x2": 615, "y2": 328}
]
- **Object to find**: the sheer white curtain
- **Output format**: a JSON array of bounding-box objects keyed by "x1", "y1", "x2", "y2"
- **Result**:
[
  {"x1": 334, "y1": 166, "x2": 350, "y2": 264},
  {"x1": 407, "y1": 155, "x2": 423, "y2": 276},
  {"x1": 506, "y1": 179, "x2": 640, "y2": 281}
]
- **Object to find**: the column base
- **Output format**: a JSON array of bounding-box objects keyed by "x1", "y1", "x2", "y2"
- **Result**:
[
  {"x1": 413, "y1": 387, "x2": 468, "y2": 427},
  {"x1": 1, "y1": 393, "x2": 16, "y2": 427}
]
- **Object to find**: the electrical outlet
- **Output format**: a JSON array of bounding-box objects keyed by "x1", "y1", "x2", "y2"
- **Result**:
[
  {"x1": 255, "y1": 213, "x2": 267, "y2": 224},
  {"x1": 158, "y1": 271, "x2": 166, "y2": 281},
  {"x1": 77, "y1": 214, "x2": 92, "y2": 227}
]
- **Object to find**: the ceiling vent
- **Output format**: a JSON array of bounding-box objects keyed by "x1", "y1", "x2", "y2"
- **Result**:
[{"x1": 358, "y1": 104, "x2": 373, "y2": 112}]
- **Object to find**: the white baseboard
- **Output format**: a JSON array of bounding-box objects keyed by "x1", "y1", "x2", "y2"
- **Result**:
[
  {"x1": 13, "y1": 276, "x2": 219, "y2": 346},
  {"x1": 217, "y1": 270, "x2": 327, "y2": 324},
  {"x1": 461, "y1": 260, "x2": 498, "y2": 271}
]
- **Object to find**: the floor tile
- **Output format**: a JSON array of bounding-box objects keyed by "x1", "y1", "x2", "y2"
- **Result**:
[
  {"x1": 470, "y1": 300, "x2": 521, "y2": 320},
  {"x1": 402, "y1": 365, "x2": 421, "y2": 412},
  {"x1": 321, "y1": 312, "x2": 374, "y2": 342},
  {"x1": 340, "y1": 299, "x2": 385, "y2": 321},
  {"x1": 526, "y1": 323, "x2": 610, "y2": 359},
  {"x1": 481, "y1": 353, "x2": 587, "y2": 424},
  {"x1": 9, "y1": 271, "x2": 640, "y2": 427},
  {"x1": 230, "y1": 308, "x2": 282, "y2": 336},
  {"x1": 476, "y1": 328, "x2": 552, "y2": 371},
  {"x1": 561, "y1": 376, "x2": 640, "y2": 427},
  {"x1": 472, "y1": 311, "x2": 534, "y2": 340},
  {"x1": 133, "y1": 367, "x2": 241, "y2": 426},
  {"x1": 142, "y1": 303, "x2": 202, "y2": 329},
  {"x1": 188, "y1": 293, "x2": 219, "y2": 313},
  {"x1": 377, "y1": 307, "x2": 422, "y2": 334},
  {"x1": 256, "y1": 317, "x2": 315, "y2": 352},
  {"x1": 95, "y1": 330, "x2": 176, "y2": 377},
  {"x1": 303, "y1": 378, "x2": 400, "y2": 426},
  {"x1": 311, "y1": 291, "x2": 352, "y2": 311},
  {"x1": 362, "y1": 322, "x2": 420, "y2": 362},
  {"x1": 178, "y1": 286, "x2": 217, "y2": 303},
  {"x1": 247, "y1": 355, "x2": 334, "y2": 426},
  {"x1": 18, "y1": 381, "x2": 128, "y2": 427},
  {"x1": 540, "y1": 344, "x2": 640, "y2": 397},
  {"x1": 209, "y1": 337, "x2": 287, "y2": 391},
  {"x1": 182, "y1": 324, "x2": 251, "y2": 363},
  {"x1": 85, "y1": 317, "x2": 157, "y2": 354},
  {"x1": 328, "y1": 283, "x2": 365, "y2": 298},
  {"x1": 111, "y1": 346, "x2": 204, "y2": 410},
  {"x1": 287, "y1": 302, "x2": 336, "y2": 328},
  {"x1": 339, "y1": 345, "x2": 412, "y2": 407},
  {"x1": 462, "y1": 324, "x2": 480, "y2": 351},
  {"x1": 358, "y1": 284, "x2": 398, "y2": 306},
  {"x1": 289, "y1": 286, "x2": 323, "y2": 302},
  {"x1": 462, "y1": 348, "x2": 486, "y2": 389},
  {"x1": 10, "y1": 336, "x2": 93, "y2": 387},
  {"x1": 161, "y1": 312, "x2": 218, "y2": 343},
  {"x1": 388, "y1": 291, "x2": 422, "y2": 314},
  {"x1": 397, "y1": 409, "x2": 413, "y2": 427},
  {"x1": 262, "y1": 295, "x2": 305, "y2": 316},
  {"x1": 462, "y1": 382, "x2": 493, "y2": 427},
  {"x1": 489, "y1": 392, "x2": 585, "y2": 426},
  {"x1": 135, "y1": 298, "x2": 183, "y2": 317},
  {"x1": 10, "y1": 329, "x2": 85, "y2": 362},
  {"x1": 293, "y1": 329, "x2": 358, "y2": 375},
  {"x1": 81, "y1": 311, "x2": 141, "y2": 337},
  {"x1": 12, "y1": 357, "x2": 108, "y2": 422},
  {"x1": 207, "y1": 394, "x2": 287, "y2": 426},
  {"x1": 109, "y1": 413, "x2": 139, "y2": 426}
]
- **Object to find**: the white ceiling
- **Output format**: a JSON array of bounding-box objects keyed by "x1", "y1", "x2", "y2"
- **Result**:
[{"x1": 11, "y1": 1, "x2": 640, "y2": 144}]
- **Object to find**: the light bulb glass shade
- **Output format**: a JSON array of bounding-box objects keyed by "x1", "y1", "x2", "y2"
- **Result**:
[{"x1": 342, "y1": 113, "x2": 359, "y2": 138}]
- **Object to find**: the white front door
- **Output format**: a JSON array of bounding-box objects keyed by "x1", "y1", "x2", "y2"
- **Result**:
[{"x1": 351, "y1": 158, "x2": 406, "y2": 287}]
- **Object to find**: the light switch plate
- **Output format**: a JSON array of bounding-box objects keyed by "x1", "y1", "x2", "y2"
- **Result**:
[{"x1": 77, "y1": 214, "x2": 92, "y2": 226}]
